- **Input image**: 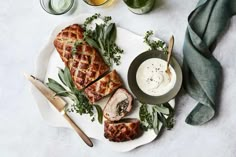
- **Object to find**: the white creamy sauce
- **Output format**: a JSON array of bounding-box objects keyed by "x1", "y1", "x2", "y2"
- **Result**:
[{"x1": 136, "y1": 58, "x2": 176, "y2": 96}]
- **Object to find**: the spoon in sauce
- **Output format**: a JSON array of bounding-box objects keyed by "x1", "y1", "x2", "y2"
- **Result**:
[{"x1": 165, "y1": 35, "x2": 174, "y2": 81}]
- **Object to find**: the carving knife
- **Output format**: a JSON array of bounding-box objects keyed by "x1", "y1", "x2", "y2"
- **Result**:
[{"x1": 24, "y1": 73, "x2": 93, "y2": 147}]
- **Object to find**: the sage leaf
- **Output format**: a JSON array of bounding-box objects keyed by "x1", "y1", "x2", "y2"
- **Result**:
[
  {"x1": 55, "y1": 91, "x2": 70, "y2": 97},
  {"x1": 163, "y1": 102, "x2": 174, "y2": 114},
  {"x1": 153, "y1": 111, "x2": 159, "y2": 135},
  {"x1": 94, "y1": 105, "x2": 103, "y2": 124},
  {"x1": 158, "y1": 113, "x2": 168, "y2": 128},
  {"x1": 154, "y1": 104, "x2": 170, "y2": 115},
  {"x1": 58, "y1": 68, "x2": 66, "y2": 86},
  {"x1": 105, "y1": 23, "x2": 116, "y2": 44},
  {"x1": 85, "y1": 37, "x2": 100, "y2": 50},
  {"x1": 95, "y1": 24, "x2": 104, "y2": 41},
  {"x1": 95, "y1": 24, "x2": 101, "y2": 39},
  {"x1": 47, "y1": 78, "x2": 66, "y2": 93},
  {"x1": 63, "y1": 67, "x2": 73, "y2": 90}
]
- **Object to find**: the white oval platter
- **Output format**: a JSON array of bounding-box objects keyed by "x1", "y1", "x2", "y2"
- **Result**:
[{"x1": 30, "y1": 14, "x2": 175, "y2": 152}]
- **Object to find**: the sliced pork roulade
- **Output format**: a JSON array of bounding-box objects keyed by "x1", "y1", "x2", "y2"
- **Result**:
[{"x1": 103, "y1": 88, "x2": 133, "y2": 121}]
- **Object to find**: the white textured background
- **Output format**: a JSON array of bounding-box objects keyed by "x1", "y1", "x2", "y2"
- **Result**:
[{"x1": 1, "y1": 0, "x2": 236, "y2": 156}]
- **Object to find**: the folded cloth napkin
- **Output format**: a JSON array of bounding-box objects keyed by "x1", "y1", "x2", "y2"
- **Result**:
[{"x1": 183, "y1": 0, "x2": 236, "y2": 125}]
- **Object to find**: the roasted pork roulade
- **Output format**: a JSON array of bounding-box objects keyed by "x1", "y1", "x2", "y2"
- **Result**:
[
  {"x1": 103, "y1": 88, "x2": 133, "y2": 121},
  {"x1": 54, "y1": 24, "x2": 109, "y2": 90}
]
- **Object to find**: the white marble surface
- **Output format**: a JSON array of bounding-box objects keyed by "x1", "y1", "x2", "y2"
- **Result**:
[{"x1": 1, "y1": 0, "x2": 236, "y2": 156}]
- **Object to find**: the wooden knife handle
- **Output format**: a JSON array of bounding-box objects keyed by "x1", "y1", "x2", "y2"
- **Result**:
[{"x1": 63, "y1": 113, "x2": 93, "y2": 147}]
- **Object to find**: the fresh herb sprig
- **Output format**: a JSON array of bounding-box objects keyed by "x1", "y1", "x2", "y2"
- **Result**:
[
  {"x1": 139, "y1": 102, "x2": 175, "y2": 134},
  {"x1": 82, "y1": 13, "x2": 101, "y2": 29},
  {"x1": 82, "y1": 14, "x2": 123, "y2": 66},
  {"x1": 72, "y1": 41, "x2": 82, "y2": 55},
  {"x1": 144, "y1": 30, "x2": 168, "y2": 54},
  {"x1": 46, "y1": 67, "x2": 103, "y2": 124}
]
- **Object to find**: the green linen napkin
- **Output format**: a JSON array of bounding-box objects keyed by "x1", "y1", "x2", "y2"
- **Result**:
[{"x1": 183, "y1": 0, "x2": 236, "y2": 125}]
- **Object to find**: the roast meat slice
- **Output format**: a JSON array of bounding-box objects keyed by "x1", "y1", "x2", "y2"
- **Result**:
[
  {"x1": 103, "y1": 88, "x2": 133, "y2": 121},
  {"x1": 104, "y1": 118, "x2": 140, "y2": 142},
  {"x1": 84, "y1": 70, "x2": 122, "y2": 104}
]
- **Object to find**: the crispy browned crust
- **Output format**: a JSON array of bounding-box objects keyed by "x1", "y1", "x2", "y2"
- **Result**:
[
  {"x1": 84, "y1": 70, "x2": 123, "y2": 104},
  {"x1": 104, "y1": 119, "x2": 140, "y2": 142},
  {"x1": 53, "y1": 24, "x2": 109, "y2": 90}
]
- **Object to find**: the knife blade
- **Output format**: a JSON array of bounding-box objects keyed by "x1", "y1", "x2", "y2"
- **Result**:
[{"x1": 24, "y1": 73, "x2": 93, "y2": 147}]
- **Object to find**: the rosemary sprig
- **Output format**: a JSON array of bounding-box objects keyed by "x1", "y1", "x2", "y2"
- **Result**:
[{"x1": 46, "y1": 67, "x2": 103, "y2": 124}]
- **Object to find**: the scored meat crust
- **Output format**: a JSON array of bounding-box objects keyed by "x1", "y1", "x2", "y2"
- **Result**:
[
  {"x1": 104, "y1": 119, "x2": 140, "y2": 142},
  {"x1": 84, "y1": 70, "x2": 122, "y2": 104},
  {"x1": 54, "y1": 24, "x2": 109, "y2": 90}
]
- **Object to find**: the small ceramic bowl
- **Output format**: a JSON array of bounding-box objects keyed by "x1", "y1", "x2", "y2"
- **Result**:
[{"x1": 128, "y1": 50, "x2": 182, "y2": 105}]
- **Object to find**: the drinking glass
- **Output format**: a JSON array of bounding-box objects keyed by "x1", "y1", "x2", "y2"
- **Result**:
[
  {"x1": 123, "y1": 0, "x2": 155, "y2": 14},
  {"x1": 83, "y1": 0, "x2": 111, "y2": 7},
  {"x1": 40, "y1": 0, "x2": 74, "y2": 15}
]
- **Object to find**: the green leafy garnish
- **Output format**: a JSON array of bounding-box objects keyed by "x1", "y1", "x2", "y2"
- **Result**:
[
  {"x1": 94, "y1": 105, "x2": 103, "y2": 124},
  {"x1": 82, "y1": 13, "x2": 101, "y2": 29},
  {"x1": 139, "y1": 102, "x2": 175, "y2": 134},
  {"x1": 47, "y1": 78, "x2": 66, "y2": 93},
  {"x1": 144, "y1": 30, "x2": 168, "y2": 54},
  {"x1": 139, "y1": 103, "x2": 154, "y2": 130},
  {"x1": 83, "y1": 14, "x2": 123, "y2": 66},
  {"x1": 152, "y1": 110, "x2": 159, "y2": 135},
  {"x1": 84, "y1": 37, "x2": 100, "y2": 50},
  {"x1": 72, "y1": 41, "x2": 82, "y2": 55},
  {"x1": 46, "y1": 67, "x2": 103, "y2": 124}
]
